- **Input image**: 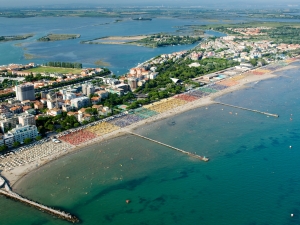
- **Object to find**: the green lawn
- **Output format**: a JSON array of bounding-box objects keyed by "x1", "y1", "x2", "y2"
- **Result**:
[
  {"x1": 205, "y1": 21, "x2": 300, "y2": 30},
  {"x1": 23, "y1": 66, "x2": 82, "y2": 74}
]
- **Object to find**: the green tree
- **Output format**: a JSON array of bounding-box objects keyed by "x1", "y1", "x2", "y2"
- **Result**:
[
  {"x1": 13, "y1": 141, "x2": 20, "y2": 147},
  {"x1": 0, "y1": 145, "x2": 8, "y2": 152},
  {"x1": 24, "y1": 138, "x2": 32, "y2": 144},
  {"x1": 35, "y1": 135, "x2": 42, "y2": 141}
]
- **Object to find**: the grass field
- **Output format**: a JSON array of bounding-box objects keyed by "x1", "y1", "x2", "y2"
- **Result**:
[
  {"x1": 37, "y1": 34, "x2": 80, "y2": 42},
  {"x1": 23, "y1": 66, "x2": 82, "y2": 74},
  {"x1": 204, "y1": 21, "x2": 297, "y2": 29}
]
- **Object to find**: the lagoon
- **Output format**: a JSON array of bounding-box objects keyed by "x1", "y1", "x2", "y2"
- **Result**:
[{"x1": 0, "y1": 17, "x2": 220, "y2": 75}]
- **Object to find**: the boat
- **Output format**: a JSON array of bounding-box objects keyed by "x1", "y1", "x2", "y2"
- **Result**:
[{"x1": 132, "y1": 17, "x2": 152, "y2": 21}]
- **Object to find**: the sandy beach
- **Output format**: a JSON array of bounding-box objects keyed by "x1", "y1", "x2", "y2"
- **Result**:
[
  {"x1": 1, "y1": 62, "x2": 298, "y2": 188},
  {"x1": 90, "y1": 35, "x2": 148, "y2": 45}
]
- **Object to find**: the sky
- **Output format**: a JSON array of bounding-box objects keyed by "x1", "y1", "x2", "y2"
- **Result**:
[{"x1": 0, "y1": 0, "x2": 299, "y2": 8}]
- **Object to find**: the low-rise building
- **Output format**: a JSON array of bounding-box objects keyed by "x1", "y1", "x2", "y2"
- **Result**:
[
  {"x1": 96, "y1": 90, "x2": 109, "y2": 99},
  {"x1": 34, "y1": 101, "x2": 44, "y2": 110},
  {"x1": 67, "y1": 111, "x2": 79, "y2": 120},
  {"x1": 91, "y1": 96, "x2": 101, "y2": 105},
  {"x1": 99, "y1": 106, "x2": 112, "y2": 116},
  {"x1": 47, "y1": 108, "x2": 62, "y2": 116},
  {"x1": 106, "y1": 87, "x2": 124, "y2": 96},
  {"x1": 92, "y1": 104, "x2": 103, "y2": 113},
  {"x1": 10, "y1": 106, "x2": 22, "y2": 114}
]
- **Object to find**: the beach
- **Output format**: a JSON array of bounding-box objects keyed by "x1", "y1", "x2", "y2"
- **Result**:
[
  {"x1": 1, "y1": 60, "x2": 300, "y2": 225},
  {"x1": 2, "y1": 62, "x2": 294, "y2": 187}
]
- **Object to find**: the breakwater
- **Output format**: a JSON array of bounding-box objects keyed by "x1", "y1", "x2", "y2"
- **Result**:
[
  {"x1": 215, "y1": 102, "x2": 279, "y2": 117},
  {"x1": 0, "y1": 176, "x2": 79, "y2": 223},
  {"x1": 128, "y1": 132, "x2": 209, "y2": 162}
]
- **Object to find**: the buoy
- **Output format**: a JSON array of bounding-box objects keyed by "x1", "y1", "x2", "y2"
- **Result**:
[
  {"x1": 290, "y1": 146, "x2": 292, "y2": 149},
  {"x1": 291, "y1": 213, "x2": 294, "y2": 217}
]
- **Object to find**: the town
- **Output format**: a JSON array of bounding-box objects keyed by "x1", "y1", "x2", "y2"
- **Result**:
[{"x1": 0, "y1": 25, "x2": 300, "y2": 153}]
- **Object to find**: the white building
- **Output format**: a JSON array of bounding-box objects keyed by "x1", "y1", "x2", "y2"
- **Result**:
[
  {"x1": 3, "y1": 133, "x2": 14, "y2": 148},
  {"x1": 47, "y1": 100, "x2": 57, "y2": 109},
  {"x1": 9, "y1": 125, "x2": 39, "y2": 144},
  {"x1": 70, "y1": 97, "x2": 90, "y2": 109},
  {"x1": 18, "y1": 114, "x2": 36, "y2": 126},
  {"x1": 65, "y1": 92, "x2": 76, "y2": 100}
]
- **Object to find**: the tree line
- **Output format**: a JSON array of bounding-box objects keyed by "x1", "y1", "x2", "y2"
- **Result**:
[{"x1": 43, "y1": 62, "x2": 83, "y2": 69}]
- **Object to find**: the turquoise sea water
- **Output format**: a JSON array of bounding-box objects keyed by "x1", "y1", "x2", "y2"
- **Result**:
[{"x1": 1, "y1": 63, "x2": 300, "y2": 225}]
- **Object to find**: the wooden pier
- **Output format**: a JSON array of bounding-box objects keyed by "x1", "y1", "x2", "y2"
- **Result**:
[
  {"x1": 0, "y1": 176, "x2": 79, "y2": 223},
  {"x1": 128, "y1": 132, "x2": 209, "y2": 162},
  {"x1": 215, "y1": 102, "x2": 279, "y2": 118}
]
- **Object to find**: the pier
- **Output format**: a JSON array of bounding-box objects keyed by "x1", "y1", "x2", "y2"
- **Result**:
[
  {"x1": 128, "y1": 132, "x2": 209, "y2": 162},
  {"x1": 0, "y1": 176, "x2": 79, "y2": 223},
  {"x1": 215, "y1": 102, "x2": 279, "y2": 118}
]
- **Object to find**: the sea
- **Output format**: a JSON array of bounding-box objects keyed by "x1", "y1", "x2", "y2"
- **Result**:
[
  {"x1": 0, "y1": 63, "x2": 299, "y2": 225},
  {"x1": 1, "y1": 16, "x2": 300, "y2": 225}
]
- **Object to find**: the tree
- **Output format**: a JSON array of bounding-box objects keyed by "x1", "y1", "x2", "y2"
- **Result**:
[
  {"x1": 250, "y1": 58, "x2": 258, "y2": 66},
  {"x1": 0, "y1": 145, "x2": 8, "y2": 152},
  {"x1": 13, "y1": 141, "x2": 20, "y2": 148},
  {"x1": 35, "y1": 135, "x2": 42, "y2": 141},
  {"x1": 24, "y1": 138, "x2": 32, "y2": 144},
  {"x1": 47, "y1": 124, "x2": 55, "y2": 131}
]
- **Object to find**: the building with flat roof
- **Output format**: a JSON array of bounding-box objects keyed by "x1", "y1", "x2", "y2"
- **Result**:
[
  {"x1": 0, "y1": 116, "x2": 19, "y2": 133},
  {"x1": 9, "y1": 125, "x2": 39, "y2": 144},
  {"x1": 18, "y1": 114, "x2": 36, "y2": 126},
  {"x1": 71, "y1": 96, "x2": 90, "y2": 109},
  {"x1": 3, "y1": 133, "x2": 14, "y2": 148},
  {"x1": 15, "y1": 84, "x2": 35, "y2": 101}
]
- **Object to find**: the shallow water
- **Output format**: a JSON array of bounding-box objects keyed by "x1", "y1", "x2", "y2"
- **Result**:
[
  {"x1": 1, "y1": 63, "x2": 300, "y2": 225},
  {"x1": 0, "y1": 17, "x2": 224, "y2": 75}
]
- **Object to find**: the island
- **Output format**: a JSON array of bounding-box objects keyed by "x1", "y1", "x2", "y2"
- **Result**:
[
  {"x1": 0, "y1": 34, "x2": 33, "y2": 42},
  {"x1": 37, "y1": 34, "x2": 80, "y2": 42},
  {"x1": 81, "y1": 33, "x2": 202, "y2": 48}
]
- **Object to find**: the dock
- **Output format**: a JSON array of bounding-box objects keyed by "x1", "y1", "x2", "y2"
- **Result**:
[
  {"x1": 0, "y1": 175, "x2": 79, "y2": 223},
  {"x1": 128, "y1": 132, "x2": 209, "y2": 162},
  {"x1": 215, "y1": 102, "x2": 279, "y2": 118}
]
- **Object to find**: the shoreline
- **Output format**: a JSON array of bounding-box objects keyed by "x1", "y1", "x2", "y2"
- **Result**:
[{"x1": 4, "y1": 66, "x2": 288, "y2": 189}]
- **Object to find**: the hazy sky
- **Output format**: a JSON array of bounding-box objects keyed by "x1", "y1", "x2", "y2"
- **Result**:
[{"x1": 1, "y1": 0, "x2": 299, "y2": 8}]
